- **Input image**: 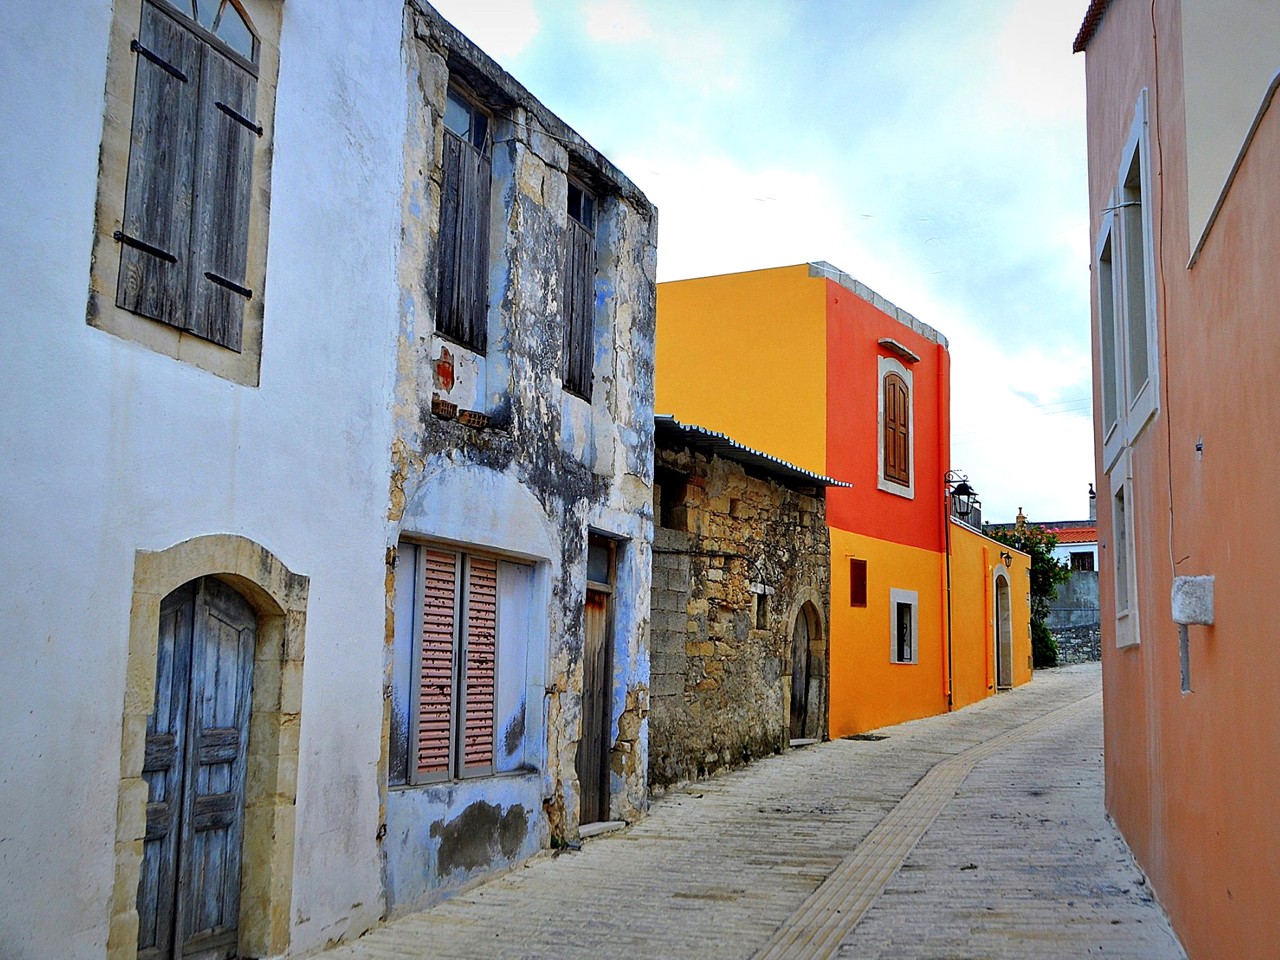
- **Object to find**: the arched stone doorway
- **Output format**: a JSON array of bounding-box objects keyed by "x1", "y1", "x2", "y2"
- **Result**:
[
  {"x1": 789, "y1": 601, "x2": 826, "y2": 742},
  {"x1": 109, "y1": 535, "x2": 308, "y2": 960},
  {"x1": 995, "y1": 571, "x2": 1013, "y2": 689}
]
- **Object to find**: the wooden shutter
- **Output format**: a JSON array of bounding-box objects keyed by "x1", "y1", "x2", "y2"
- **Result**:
[
  {"x1": 884, "y1": 373, "x2": 910, "y2": 485},
  {"x1": 416, "y1": 549, "x2": 458, "y2": 779},
  {"x1": 561, "y1": 217, "x2": 597, "y2": 398},
  {"x1": 117, "y1": 2, "x2": 201, "y2": 327},
  {"x1": 188, "y1": 44, "x2": 258, "y2": 350},
  {"x1": 436, "y1": 131, "x2": 491, "y2": 352},
  {"x1": 850, "y1": 559, "x2": 868, "y2": 607},
  {"x1": 461, "y1": 557, "x2": 497, "y2": 773}
]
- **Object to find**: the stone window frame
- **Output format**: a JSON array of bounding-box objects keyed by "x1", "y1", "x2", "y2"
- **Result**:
[
  {"x1": 108, "y1": 534, "x2": 307, "y2": 960},
  {"x1": 1109, "y1": 455, "x2": 1141, "y2": 649},
  {"x1": 87, "y1": 0, "x2": 283, "y2": 387},
  {"x1": 876, "y1": 355, "x2": 915, "y2": 499},
  {"x1": 889, "y1": 587, "x2": 919, "y2": 665}
]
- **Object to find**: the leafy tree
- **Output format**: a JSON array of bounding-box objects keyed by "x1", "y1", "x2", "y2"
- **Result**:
[{"x1": 985, "y1": 522, "x2": 1071, "y2": 668}]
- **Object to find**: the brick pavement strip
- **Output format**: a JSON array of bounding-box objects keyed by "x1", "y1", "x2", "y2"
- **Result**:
[{"x1": 321, "y1": 665, "x2": 1184, "y2": 960}]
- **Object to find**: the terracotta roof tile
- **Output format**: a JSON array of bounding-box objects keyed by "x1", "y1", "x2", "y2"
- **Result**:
[{"x1": 1073, "y1": 0, "x2": 1113, "y2": 53}]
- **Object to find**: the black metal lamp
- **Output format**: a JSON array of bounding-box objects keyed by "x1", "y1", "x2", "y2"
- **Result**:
[
  {"x1": 946, "y1": 473, "x2": 979, "y2": 520},
  {"x1": 1000, "y1": 551, "x2": 1013, "y2": 568}
]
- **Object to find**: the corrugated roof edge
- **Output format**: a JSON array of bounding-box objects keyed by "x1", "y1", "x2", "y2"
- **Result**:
[
  {"x1": 654, "y1": 415, "x2": 852, "y2": 490},
  {"x1": 1073, "y1": 0, "x2": 1113, "y2": 53},
  {"x1": 808, "y1": 262, "x2": 949, "y2": 349}
]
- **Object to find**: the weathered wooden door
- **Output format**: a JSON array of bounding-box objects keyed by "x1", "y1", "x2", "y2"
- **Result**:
[
  {"x1": 138, "y1": 577, "x2": 256, "y2": 960},
  {"x1": 790, "y1": 609, "x2": 811, "y2": 741},
  {"x1": 577, "y1": 589, "x2": 611, "y2": 824},
  {"x1": 996, "y1": 577, "x2": 1013, "y2": 689}
]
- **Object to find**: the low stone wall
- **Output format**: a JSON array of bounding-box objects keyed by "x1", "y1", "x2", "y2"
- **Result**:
[{"x1": 649, "y1": 445, "x2": 830, "y2": 790}]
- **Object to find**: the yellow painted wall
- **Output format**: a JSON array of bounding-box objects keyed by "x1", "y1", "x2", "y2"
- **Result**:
[
  {"x1": 655, "y1": 265, "x2": 828, "y2": 476},
  {"x1": 828, "y1": 528, "x2": 948, "y2": 736},
  {"x1": 949, "y1": 522, "x2": 1033, "y2": 710}
]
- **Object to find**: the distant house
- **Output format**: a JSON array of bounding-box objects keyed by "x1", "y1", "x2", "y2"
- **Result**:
[
  {"x1": 1076, "y1": 0, "x2": 1280, "y2": 955},
  {"x1": 656, "y1": 262, "x2": 1032, "y2": 738},
  {"x1": 0, "y1": 2, "x2": 656, "y2": 958},
  {"x1": 987, "y1": 489, "x2": 1101, "y2": 664},
  {"x1": 649, "y1": 416, "x2": 842, "y2": 789}
]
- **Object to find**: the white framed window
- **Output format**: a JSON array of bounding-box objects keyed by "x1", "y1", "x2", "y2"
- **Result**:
[
  {"x1": 1097, "y1": 88, "x2": 1160, "y2": 474},
  {"x1": 389, "y1": 540, "x2": 537, "y2": 786},
  {"x1": 877, "y1": 356, "x2": 915, "y2": 499},
  {"x1": 889, "y1": 588, "x2": 918, "y2": 664},
  {"x1": 1109, "y1": 457, "x2": 1140, "y2": 648}
]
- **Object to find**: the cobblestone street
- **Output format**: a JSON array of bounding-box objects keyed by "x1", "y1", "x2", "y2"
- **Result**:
[{"x1": 324, "y1": 664, "x2": 1184, "y2": 959}]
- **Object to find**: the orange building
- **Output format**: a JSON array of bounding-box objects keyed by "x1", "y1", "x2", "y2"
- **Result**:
[
  {"x1": 1076, "y1": 2, "x2": 1280, "y2": 956},
  {"x1": 657, "y1": 262, "x2": 1031, "y2": 737}
]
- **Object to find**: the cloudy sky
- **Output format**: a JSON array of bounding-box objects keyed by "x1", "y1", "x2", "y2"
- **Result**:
[{"x1": 431, "y1": 0, "x2": 1095, "y2": 524}]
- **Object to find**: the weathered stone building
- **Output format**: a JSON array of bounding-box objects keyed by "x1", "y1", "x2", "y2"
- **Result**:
[
  {"x1": 384, "y1": 1, "x2": 658, "y2": 915},
  {"x1": 649, "y1": 417, "x2": 839, "y2": 789}
]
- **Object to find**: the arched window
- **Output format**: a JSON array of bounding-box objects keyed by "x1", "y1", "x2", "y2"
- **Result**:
[{"x1": 883, "y1": 372, "x2": 910, "y2": 485}]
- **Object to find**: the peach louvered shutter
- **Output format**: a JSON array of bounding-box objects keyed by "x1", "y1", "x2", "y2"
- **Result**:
[
  {"x1": 417, "y1": 549, "x2": 458, "y2": 779},
  {"x1": 461, "y1": 557, "x2": 497, "y2": 774}
]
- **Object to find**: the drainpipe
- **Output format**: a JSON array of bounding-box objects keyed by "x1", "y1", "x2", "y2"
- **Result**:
[{"x1": 938, "y1": 345, "x2": 954, "y2": 711}]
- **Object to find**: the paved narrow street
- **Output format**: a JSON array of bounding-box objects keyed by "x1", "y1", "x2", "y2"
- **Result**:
[{"x1": 326, "y1": 664, "x2": 1184, "y2": 959}]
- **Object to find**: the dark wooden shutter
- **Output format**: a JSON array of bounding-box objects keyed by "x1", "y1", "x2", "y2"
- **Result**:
[
  {"x1": 117, "y1": 2, "x2": 201, "y2": 327},
  {"x1": 436, "y1": 130, "x2": 491, "y2": 352},
  {"x1": 884, "y1": 373, "x2": 910, "y2": 484},
  {"x1": 850, "y1": 559, "x2": 868, "y2": 607},
  {"x1": 561, "y1": 217, "x2": 597, "y2": 398},
  {"x1": 461, "y1": 556, "x2": 497, "y2": 773},
  {"x1": 417, "y1": 549, "x2": 458, "y2": 779},
  {"x1": 188, "y1": 45, "x2": 258, "y2": 350}
]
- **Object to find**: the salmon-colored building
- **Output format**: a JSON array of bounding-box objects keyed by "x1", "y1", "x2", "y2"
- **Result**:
[
  {"x1": 657, "y1": 263, "x2": 1031, "y2": 737},
  {"x1": 1076, "y1": 2, "x2": 1280, "y2": 956}
]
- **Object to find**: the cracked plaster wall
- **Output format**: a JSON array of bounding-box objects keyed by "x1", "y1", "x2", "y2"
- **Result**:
[{"x1": 380, "y1": 2, "x2": 658, "y2": 917}]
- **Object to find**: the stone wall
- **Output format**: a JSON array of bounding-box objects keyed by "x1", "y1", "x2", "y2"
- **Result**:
[
  {"x1": 1049, "y1": 570, "x2": 1100, "y2": 663},
  {"x1": 649, "y1": 444, "x2": 831, "y2": 790}
]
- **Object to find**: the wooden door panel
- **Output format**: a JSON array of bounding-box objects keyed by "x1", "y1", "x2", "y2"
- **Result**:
[{"x1": 577, "y1": 590, "x2": 610, "y2": 825}]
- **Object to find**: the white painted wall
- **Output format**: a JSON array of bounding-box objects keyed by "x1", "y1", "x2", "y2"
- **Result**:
[{"x1": 0, "y1": 2, "x2": 406, "y2": 957}]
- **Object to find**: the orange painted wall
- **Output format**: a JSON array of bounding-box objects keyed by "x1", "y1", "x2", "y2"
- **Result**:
[
  {"x1": 1084, "y1": 2, "x2": 1280, "y2": 956},
  {"x1": 949, "y1": 522, "x2": 1032, "y2": 709},
  {"x1": 655, "y1": 265, "x2": 827, "y2": 476}
]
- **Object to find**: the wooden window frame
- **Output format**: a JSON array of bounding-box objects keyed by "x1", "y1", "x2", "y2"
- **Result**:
[
  {"x1": 561, "y1": 178, "x2": 598, "y2": 400},
  {"x1": 87, "y1": 0, "x2": 280, "y2": 387},
  {"x1": 392, "y1": 541, "x2": 523, "y2": 787},
  {"x1": 1098, "y1": 88, "x2": 1160, "y2": 475},
  {"x1": 435, "y1": 83, "x2": 493, "y2": 355},
  {"x1": 876, "y1": 356, "x2": 915, "y2": 498}
]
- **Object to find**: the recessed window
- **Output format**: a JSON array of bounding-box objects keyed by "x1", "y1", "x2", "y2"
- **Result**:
[
  {"x1": 877, "y1": 356, "x2": 915, "y2": 498},
  {"x1": 88, "y1": 0, "x2": 278, "y2": 385},
  {"x1": 850, "y1": 558, "x2": 868, "y2": 607},
  {"x1": 755, "y1": 592, "x2": 769, "y2": 631},
  {"x1": 390, "y1": 542, "x2": 535, "y2": 785},
  {"x1": 889, "y1": 588, "x2": 918, "y2": 664},
  {"x1": 1070, "y1": 551, "x2": 1095, "y2": 572},
  {"x1": 436, "y1": 85, "x2": 493, "y2": 353},
  {"x1": 562, "y1": 180, "x2": 598, "y2": 399}
]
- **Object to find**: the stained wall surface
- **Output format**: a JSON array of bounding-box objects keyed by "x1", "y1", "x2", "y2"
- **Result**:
[{"x1": 1081, "y1": 2, "x2": 1280, "y2": 956}]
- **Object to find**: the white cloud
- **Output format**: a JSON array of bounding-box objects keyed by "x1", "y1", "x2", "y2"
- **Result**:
[{"x1": 583, "y1": 0, "x2": 653, "y2": 43}]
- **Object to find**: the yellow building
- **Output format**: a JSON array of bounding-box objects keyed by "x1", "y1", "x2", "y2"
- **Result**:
[{"x1": 657, "y1": 262, "x2": 1031, "y2": 736}]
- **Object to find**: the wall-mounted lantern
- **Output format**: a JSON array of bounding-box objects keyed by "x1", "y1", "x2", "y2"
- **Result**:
[
  {"x1": 945, "y1": 470, "x2": 980, "y2": 521},
  {"x1": 1000, "y1": 551, "x2": 1013, "y2": 568}
]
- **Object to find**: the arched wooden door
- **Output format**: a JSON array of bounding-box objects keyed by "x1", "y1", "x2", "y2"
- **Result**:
[
  {"x1": 790, "y1": 604, "x2": 823, "y2": 741},
  {"x1": 138, "y1": 577, "x2": 256, "y2": 960},
  {"x1": 996, "y1": 575, "x2": 1013, "y2": 689}
]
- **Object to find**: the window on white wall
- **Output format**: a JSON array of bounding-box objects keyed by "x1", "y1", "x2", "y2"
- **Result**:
[
  {"x1": 889, "y1": 588, "x2": 918, "y2": 664},
  {"x1": 1097, "y1": 89, "x2": 1160, "y2": 473},
  {"x1": 877, "y1": 356, "x2": 915, "y2": 498},
  {"x1": 389, "y1": 541, "x2": 536, "y2": 786}
]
